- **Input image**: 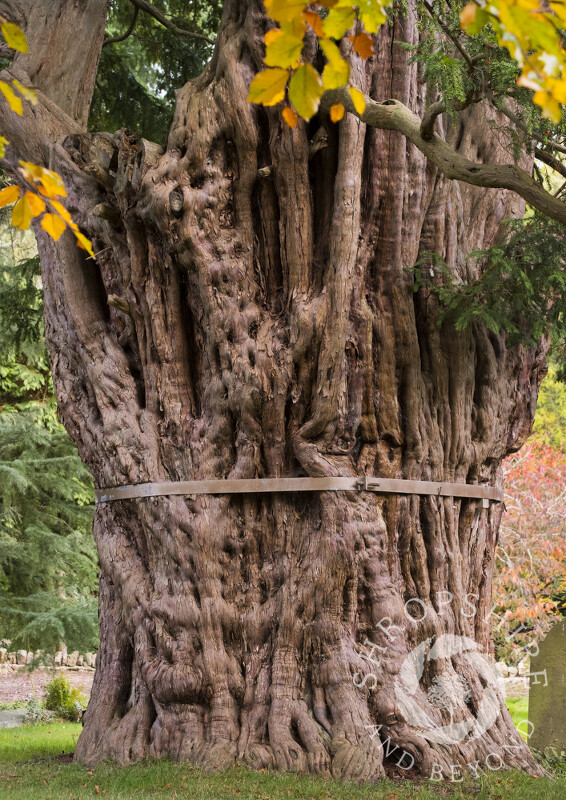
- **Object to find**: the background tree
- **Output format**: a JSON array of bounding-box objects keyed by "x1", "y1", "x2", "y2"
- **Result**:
[
  {"x1": 0, "y1": 215, "x2": 98, "y2": 656},
  {"x1": 1, "y1": 0, "x2": 565, "y2": 782},
  {"x1": 90, "y1": 0, "x2": 221, "y2": 142},
  {"x1": 495, "y1": 439, "x2": 566, "y2": 664}
]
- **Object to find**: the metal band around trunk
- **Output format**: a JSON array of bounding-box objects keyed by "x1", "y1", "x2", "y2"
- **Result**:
[{"x1": 95, "y1": 476, "x2": 503, "y2": 506}]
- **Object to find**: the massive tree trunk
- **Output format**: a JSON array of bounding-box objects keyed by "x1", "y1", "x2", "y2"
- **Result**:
[{"x1": 0, "y1": 0, "x2": 549, "y2": 782}]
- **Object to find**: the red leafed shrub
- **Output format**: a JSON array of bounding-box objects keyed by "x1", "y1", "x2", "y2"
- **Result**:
[{"x1": 494, "y1": 441, "x2": 566, "y2": 664}]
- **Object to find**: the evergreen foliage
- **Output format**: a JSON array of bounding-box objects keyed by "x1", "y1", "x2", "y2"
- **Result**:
[
  {"x1": 406, "y1": 4, "x2": 566, "y2": 150},
  {"x1": 90, "y1": 0, "x2": 222, "y2": 141},
  {"x1": 412, "y1": 214, "x2": 566, "y2": 356},
  {"x1": 0, "y1": 214, "x2": 97, "y2": 656},
  {"x1": 0, "y1": 253, "x2": 51, "y2": 408},
  {"x1": 0, "y1": 406, "x2": 98, "y2": 656}
]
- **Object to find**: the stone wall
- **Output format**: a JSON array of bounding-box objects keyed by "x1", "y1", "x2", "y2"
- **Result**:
[
  {"x1": 495, "y1": 659, "x2": 530, "y2": 698},
  {"x1": 0, "y1": 645, "x2": 96, "y2": 670}
]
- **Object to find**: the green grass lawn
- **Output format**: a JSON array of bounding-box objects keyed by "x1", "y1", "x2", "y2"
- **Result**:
[
  {"x1": 0, "y1": 720, "x2": 81, "y2": 760},
  {"x1": 0, "y1": 705, "x2": 563, "y2": 800},
  {"x1": 506, "y1": 696, "x2": 529, "y2": 740}
]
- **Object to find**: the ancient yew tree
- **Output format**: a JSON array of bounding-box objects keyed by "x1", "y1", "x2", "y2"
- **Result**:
[{"x1": 0, "y1": 0, "x2": 559, "y2": 782}]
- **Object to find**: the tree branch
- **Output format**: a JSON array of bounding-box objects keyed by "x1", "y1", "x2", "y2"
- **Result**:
[
  {"x1": 534, "y1": 146, "x2": 566, "y2": 183},
  {"x1": 0, "y1": 42, "x2": 15, "y2": 60},
  {"x1": 103, "y1": 6, "x2": 139, "y2": 47},
  {"x1": 128, "y1": 0, "x2": 215, "y2": 45},
  {"x1": 420, "y1": 90, "x2": 481, "y2": 141},
  {"x1": 322, "y1": 88, "x2": 566, "y2": 226},
  {"x1": 495, "y1": 100, "x2": 566, "y2": 156},
  {"x1": 422, "y1": 0, "x2": 474, "y2": 70}
]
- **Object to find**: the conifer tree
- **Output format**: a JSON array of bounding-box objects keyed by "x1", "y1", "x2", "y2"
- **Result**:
[{"x1": 0, "y1": 221, "x2": 97, "y2": 656}]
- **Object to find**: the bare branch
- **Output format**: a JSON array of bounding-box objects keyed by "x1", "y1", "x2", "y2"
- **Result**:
[
  {"x1": 128, "y1": 0, "x2": 215, "y2": 45},
  {"x1": 322, "y1": 88, "x2": 566, "y2": 226},
  {"x1": 103, "y1": 6, "x2": 139, "y2": 47}
]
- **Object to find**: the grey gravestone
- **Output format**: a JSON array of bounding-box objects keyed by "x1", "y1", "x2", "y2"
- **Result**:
[
  {"x1": 529, "y1": 620, "x2": 566, "y2": 750},
  {"x1": 0, "y1": 709, "x2": 27, "y2": 728}
]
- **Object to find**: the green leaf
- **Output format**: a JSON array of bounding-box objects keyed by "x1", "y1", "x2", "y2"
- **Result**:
[{"x1": 288, "y1": 63, "x2": 324, "y2": 120}]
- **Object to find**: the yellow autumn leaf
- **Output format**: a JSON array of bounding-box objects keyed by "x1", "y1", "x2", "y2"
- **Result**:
[
  {"x1": 330, "y1": 102, "x2": 345, "y2": 122},
  {"x1": 0, "y1": 135, "x2": 8, "y2": 159},
  {"x1": 18, "y1": 161, "x2": 67, "y2": 197},
  {"x1": 534, "y1": 90, "x2": 562, "y2": 123},
  {"x1": 24, "y1": 190, "x2": 46, "y2": 217},
  {"x1": 74, "y1": 230, "x2": 95, "y2": 258},
  {"x1": 39, "y1": 172, "x2": 67, "y2": 199},
  {"x1": 460, "y1": 2, "x2": 478, "y2": 29},
  {"x1": 323, "y1": 6, "x2": 356, "y2": 39},
  {"x1": 321, "y1": 39, "x2": 350, "y2": 89},
  {"x1": 464, "y1": 5, "x2": 488, "y2": 35},
  {"x1": 551, "y1": 0, "x2": 566, "y2": 25},
  {"x1": 18, "y1": 160, "x2": 44, "y2": 182},
  {"x1": 0, "y1": 80, "x2": 22, "y2": 115},
  {"x1": 248, "y1": 68, "x2": 289, "y2": 106},
  {"x1": 12, "y1": 78, "x2": 37, "y2": 106},
  {"x1": 11, "y1": 195, "x2": 33, "y2": 229},
  {"x1": 265, "y1": 30, "x2": 304, "y2": 68},
  {"x1": 265, "y1": 0, "x2": 308, "y2": 23},
  {"x1": 265, "y1": 28, "x2": 284, "y2": 46},
  {"x1": 0, "y1": 185, "x2": 20, "y2": 207},
  {"x1": 0, "y1": 21, "x2": 27, "y2": 53},
  {"x1": 282, "y1": 106, "x2": 298, "y2": 128},
  {"x1": 281, "y1": 16, "x2": 306, "y2": 38},
  {"x1": 50, "y1": 199, "x2": 74, "y2": 226},
  {"x1": 349, "y1": 86, "x2": 366, "y2": 115},
  {"x1": 357, "y1": 0, "x2": 387, "y2": 33},
  {"x1": 41, "y1": 212, "x2": 67, "y2": 241},
  {"x1": 288, "y1": 63, "x2": 324, "y2": 120}
]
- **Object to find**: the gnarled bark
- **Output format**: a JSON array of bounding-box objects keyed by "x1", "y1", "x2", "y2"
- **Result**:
[{"x1": 0, "y1": 0, "x2": 549, "y2": 782}]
